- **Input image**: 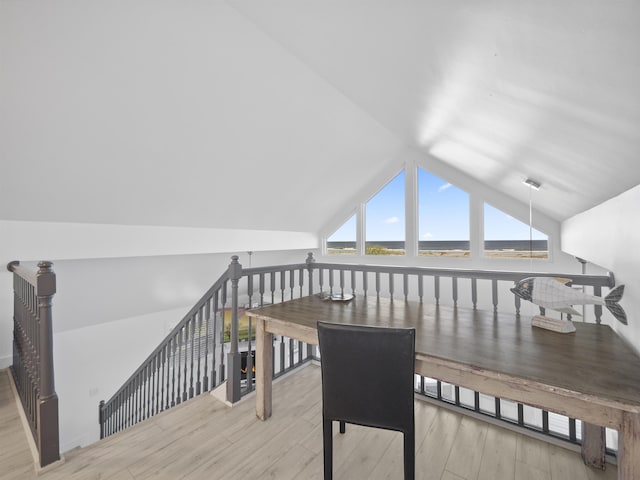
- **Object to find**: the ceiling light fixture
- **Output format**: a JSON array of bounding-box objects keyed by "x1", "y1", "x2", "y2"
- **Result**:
[{"x1": 523, "y1": 178, "x2": 541, "y2": 190}]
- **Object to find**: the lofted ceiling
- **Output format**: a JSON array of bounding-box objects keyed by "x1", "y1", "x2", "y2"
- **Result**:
[
  {"x1": 229, "y1": 0, "x2": 640, "y2": 224},
  {"x1": 2, "y1": 1, "x2": 639, "y2": 234}
]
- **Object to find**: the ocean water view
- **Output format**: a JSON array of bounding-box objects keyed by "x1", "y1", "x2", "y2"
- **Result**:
[
  {"x1": 328, "y1": 240, "x2": 548, "y2": 250},
  {"x1": 327, "y1": 240, "x2": 549, "y2": 258}
]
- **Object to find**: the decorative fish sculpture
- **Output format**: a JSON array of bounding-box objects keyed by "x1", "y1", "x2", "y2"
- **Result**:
[{"x1": 510, "y1": 277, "x2": 627, "y2": 325}]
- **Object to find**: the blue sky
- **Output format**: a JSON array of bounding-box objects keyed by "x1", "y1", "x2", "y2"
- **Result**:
[
  {"x1": 329, "y1": 168, "x2": 546, "y2": 242},
  {"x1": 366, "y1": 171, "x2": 406, "y2": 241},
  {"x1": 417, "y1": 168, "x2": 469, "y2": 241}
]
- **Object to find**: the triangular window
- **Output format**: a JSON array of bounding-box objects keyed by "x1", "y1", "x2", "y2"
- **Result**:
[{"x1": 326, "y1": 214, "x2": 357, "y2": 255}]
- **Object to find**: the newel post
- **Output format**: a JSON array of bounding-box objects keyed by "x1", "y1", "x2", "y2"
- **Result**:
[
  {"x1": 306, "y1": 252, "x2": 315, "y2": 297},
  {"x1": 305, "y1": 253, "x2": 316, "y2": 359},
  {"x1": 36, "y1": 261, "x2": 60, "y2": 466},
  {"x1": 226, "y1": 256, "x2": 243, "y2": 404},
  {"x1": 99, "y1": 400, "x2": 105, "y2": 439}
]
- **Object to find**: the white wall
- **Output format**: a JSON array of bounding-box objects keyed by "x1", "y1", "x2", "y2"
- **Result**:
[
  {"x1": 562, "y1": 183, "x2": 640, "y2": 351},
  {"x1": 54, "y1": 306, "x2": 182, "y2": 451},
  {"x1": 0, "y1": 220, "x2": 317, "y2": 364},
  {"x1": 1, "y1": 220, "x2": 317, "y2": 263}
]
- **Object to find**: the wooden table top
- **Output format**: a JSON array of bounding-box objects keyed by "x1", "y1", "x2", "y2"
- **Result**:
[{"x1": 249, "y1": 293, "x2": 640, "y2": 414}]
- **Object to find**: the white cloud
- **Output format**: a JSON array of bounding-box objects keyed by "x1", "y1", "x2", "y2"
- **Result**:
[
  {"x1": 384, "y1": 216, "x2": 400, "y2": 224},
  {"x1": 438, "y1": 182, "x2": 452, "y2": 192},
  {"x1": 421, "y1": 232, "x2": 434, "y2": 239}
]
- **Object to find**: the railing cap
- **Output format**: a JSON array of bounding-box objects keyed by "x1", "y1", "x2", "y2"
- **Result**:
[
  {"x1": 228, "y1": 255, "x2": 243, "y2": 280},
  {"x1": 8, "y1": 260, "x2": 57, "y2": 294},
  {"x1": 36, "y1": 261, "x2": 56, "y2": 296}
]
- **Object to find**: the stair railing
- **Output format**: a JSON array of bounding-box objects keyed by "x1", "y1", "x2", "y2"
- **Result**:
[
  {"x1": 99, "y1": 261, "x2": 231, "y2": 438},
  {"x1": 7, "y1": 260, "x2": 60, "y2": 468},
  {"x1": 98, "y1": 255, "x2": 314, "y2": 438}
]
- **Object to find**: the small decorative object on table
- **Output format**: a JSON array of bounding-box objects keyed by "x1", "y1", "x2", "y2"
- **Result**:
[
  {"x1": 531, "y1": 315, "x2": 576, "y2": 333},
  {"x1": 510, "y1": 276, "x2": 627, "y2": 333},
  {"x1": 329, "y1": 293, "x2": 354, "y2": 302}
]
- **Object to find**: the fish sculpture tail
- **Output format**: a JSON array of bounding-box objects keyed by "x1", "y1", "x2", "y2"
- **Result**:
[{"x1": 605, "y1": 285, "x2": 627, "y2": 324}]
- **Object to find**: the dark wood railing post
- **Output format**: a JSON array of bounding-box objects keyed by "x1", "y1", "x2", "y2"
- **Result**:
[
  {"x1": 305, "y1": 253, "x2": 316, "y2": 359},
  {"x1": 99, "y1": 400, "x2": 105, "y2": 439},
  {"x1": 35, "y1": 261, "x2": 59, "y2": 466},
  {"x1": 226, "y1": 256, "x2": 243, "y2": 404},
  {"x1": 7, "y1": 260, "x2": 59, "y2": 467},
  {"x1": 306, "y1": 252, "x2": 315, "y2": 297}
]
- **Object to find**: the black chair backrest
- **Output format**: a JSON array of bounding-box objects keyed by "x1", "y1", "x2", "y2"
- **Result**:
[{"x1": 317, "y1": 321, "x2": 416, "y2": 433}]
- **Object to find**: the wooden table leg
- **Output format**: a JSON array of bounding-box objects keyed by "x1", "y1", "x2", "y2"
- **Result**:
[
  {"x1": 581, "y1": 422, "x2": 605, "y2": 470},
  {"x1": 618, "y1": 412, "x2": 640, "y2": 480},
  {"x1": 255, "y1": 318, "x2": 273, "y2": 420}
]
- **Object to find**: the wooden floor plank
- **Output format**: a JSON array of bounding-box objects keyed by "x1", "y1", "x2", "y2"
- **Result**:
[
  {"x1": 334, "y1": 425, "x2": 397, "y2": 479},
  {"x1": 444, "y1": 416, "x2": 489, "y2": 479},
  {"x1": 417, "y1": 406, "x2": 463, "y2": 480},
  {"x1": 1, "y1": 365, "x2": 619, "y2": 480},
  {"x1": 549, "y1": 446, "x2": 589, "y2": 480},
  {"x1": 477, "y1": 424, "x2": 518, "y2": 480},
  {"x1": 260, "y1": 444, "x2": 318, "y2": 480},
  {"x1": 0, "y1": 370, "x2": 36, "y2": 480},
  {"x1": 441, "y1": 471, "x2": 466, "y2": 480},
  {"x1": 368, "y1": 432, "x2": 404, "y2": 480},
  {"x1": 515, "y1": 460, "x2": 551, "y2": 480},
  {"x1": 517, "y1": 433, "x2": 552, "y2": 474}
]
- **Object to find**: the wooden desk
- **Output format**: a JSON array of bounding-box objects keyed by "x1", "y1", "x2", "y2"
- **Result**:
[{"x1": 249, "y1": 294, "x2": 640, "y2": 479}]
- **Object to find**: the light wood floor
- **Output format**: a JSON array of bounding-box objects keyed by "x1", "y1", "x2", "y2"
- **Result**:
[
  {"x1": 2, "y1": 366, "x2": 617, "y2": 480},
  {"x1": 0, "y1": 369, "x2": 38, "y2": 479}
]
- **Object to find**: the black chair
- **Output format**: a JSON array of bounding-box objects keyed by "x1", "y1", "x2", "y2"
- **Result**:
[{"x1": 317, "y1": 321, "x2": 416, "y2": 480}]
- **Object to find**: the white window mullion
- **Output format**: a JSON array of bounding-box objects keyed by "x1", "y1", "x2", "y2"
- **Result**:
[
  {"x1": 405, "y1": 162, "x2": 418, "y2": 257},
  {"x1": 469, "y1": 193, "x2": 483, "y2": 258},
  {"x1": 356, "y1": 202, "x2": 366, "y2": 256}
]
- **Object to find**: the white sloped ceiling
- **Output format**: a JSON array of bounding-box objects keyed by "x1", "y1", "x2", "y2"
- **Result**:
[
  {"x1": 2, "y1": 0, "x2": 639, "y2": 233},
  {"x1": 0, "y1": 1, "x2": 403, "y2": 232},
  {"x1": 228, "y1": 0, "x2": 640, "y2": 222}
]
